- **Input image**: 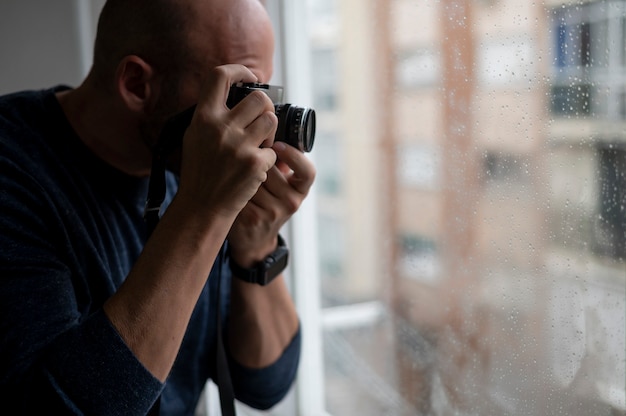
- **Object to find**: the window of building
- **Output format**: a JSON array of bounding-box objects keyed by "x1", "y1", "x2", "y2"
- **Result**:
[
  {"x1": 398, "y1": 233, "x2": 440, "y2": 283},
  {"x1": 395, "y1": 48, "x2": 440, "y2": 88},
  {"x1": 311, "y1": 48, "x2": 338, "y2": 111},
  {"x1": 396, "y1": 143, "x2": 440, "y2": 189},
  {"x1": 478, "y1": 35, "x2": 534, "y2": 86},
  {"x1": 319, "y1": 215, "x2": 345, "y2": 286},
  {"x1": 483, "y1": 151, "x2": 531, "y2": 184},
  {"x1": 550, "y1": 84, "x2": 592, "y2": 116},
  {"x1": 595, "y1": 144, "x2": 626, "y2": 259},
  {"x1": 622, "y1": 15, "x2": 626, "y2": 66},
  {"x1": 316, "y1": 131, "x2": 342, "y2": 195},
  {"x1": 551, "y1": 1, "x2": 626, "y2": 120}
]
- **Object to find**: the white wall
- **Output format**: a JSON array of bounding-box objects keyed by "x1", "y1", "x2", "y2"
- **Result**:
[{"x1": 0, "y1": 0, "x2": 104, "y2": 94}]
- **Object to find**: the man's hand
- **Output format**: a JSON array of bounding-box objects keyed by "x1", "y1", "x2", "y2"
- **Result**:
[
  {"x1": 176, "y1": 64, "x2": 279, "y2": 225},
  {"x1": 227, "y1": 140, "x2": 316, "y2": 267},
  {"x1": 104, "y1": 64, "x2": 281, "y2": 382},
  {"x1": 226, "y1": 141, "x2": 315, "y2": 368}
]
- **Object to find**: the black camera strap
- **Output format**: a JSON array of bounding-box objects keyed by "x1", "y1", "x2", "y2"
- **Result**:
[
  {"x1": 215, "y1": 268, "x2": 236, "y2": 416},
  {"x1": 144, "y1": 114, "x2": 237, "y2": 416}
]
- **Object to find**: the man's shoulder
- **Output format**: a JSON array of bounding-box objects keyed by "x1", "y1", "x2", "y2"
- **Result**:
[
  {"x1": 0, "y1": 86, "x2": 63, "y2": 127},
  {"x1": 0, "y1": 86, "x2": 71, "y2": 155}
]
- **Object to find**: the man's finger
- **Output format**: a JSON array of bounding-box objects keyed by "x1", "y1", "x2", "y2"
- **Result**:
[{"x1": 197, "y1": 64, "x2": 258, "y2": 111}]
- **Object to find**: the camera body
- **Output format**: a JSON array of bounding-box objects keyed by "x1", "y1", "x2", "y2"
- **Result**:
[
  {"x1": 154, "y1": 83, "x2": 315, "y2": 160},
  {"x1": 226, "y1": 82, "x2": 284, "y2": 108},
  {"x1": 227, "y1": 82, "x2": 316, "y2": 153}
]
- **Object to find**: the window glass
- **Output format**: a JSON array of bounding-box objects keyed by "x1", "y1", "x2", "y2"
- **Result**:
[
  {"x1": 552, "y1": 1, "x2": 626, "y2": 120},
  {"x1": 305, "y1": 0, "x2": 626, "y2": 414},
  {"x1": 396, "y1": 49, "x2": 440, "y2": 88},
  {"x1": 312, "y1": 48, "x2": 339, "y2": 110},
  {"x1": 397, "y1": 143, "x2": 440, "y2": 189}
]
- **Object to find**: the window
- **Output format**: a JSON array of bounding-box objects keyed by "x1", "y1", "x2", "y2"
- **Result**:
[
  {"x1": 311, "y1": 48, "x2": 338, "y2": 111},
  {"x1": 483, "y1": 151, "x2": 531, "y2": 184},
  {"x1": 316, "y1": 132, "x2": 343, "y2": 195},
  {"x1": 551, "y1": 1, "x2": 626, "y2": 120},
  {"x1": 595, "y1": 144, "x2": 626, "y2": 259},
  {"x1": 285, "y1": 0, "x2": 626, "y2": 414},
  {"x1": 550, "y1": 83, "x2": 592, "y2": 116},
  {"x1": 478, "y1": 35, "x2": 534, "y2": 86},
  {"x1": 396, "y1": 143, "x2": 440, "y2": 189},
  {"x1": 395, "y1": 48, "x2": 440, "y2": 88},
  {"x1": 398, "y1": 233, "x2": 440, "y2": 283}
]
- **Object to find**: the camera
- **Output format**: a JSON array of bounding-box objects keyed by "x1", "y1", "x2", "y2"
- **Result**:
[
  {"x1": 145, "y1": 83, "x2": 316, "y2": 226},
  {"x1": 153, "y1": 83, "x2": 316, "y2": 160},
  {"x1": 226, "y1": 82, "x2": 316, "y2": 153},
  {"x1": 144, "y1": 83, "x2": 315, "y2": 221}
]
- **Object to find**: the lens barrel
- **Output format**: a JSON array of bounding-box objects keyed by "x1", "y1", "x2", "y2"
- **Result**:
[
  {"x1": 275, "y1": 104, "x2": 316, "y2": 153},
  {"x1": 227, "y1": 83, "x2": 316, "y2": 152}
]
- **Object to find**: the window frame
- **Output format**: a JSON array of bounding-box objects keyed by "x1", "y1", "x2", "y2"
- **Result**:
[{"x1": 270, "y1": 1, "x2": 329, "y2": 415}]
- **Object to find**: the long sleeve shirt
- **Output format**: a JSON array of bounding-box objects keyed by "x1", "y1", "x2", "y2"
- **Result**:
[{"x1": 0, "y1": 87, "x2": 300, "y2": 415}]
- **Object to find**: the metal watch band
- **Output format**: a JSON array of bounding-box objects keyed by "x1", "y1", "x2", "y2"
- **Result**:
[{"x1": 229, "y1": 234, "x2": 289, "y2": 286}]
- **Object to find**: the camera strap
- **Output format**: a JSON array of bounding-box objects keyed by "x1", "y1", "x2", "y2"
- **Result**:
[
  {"x1": 215, "y1": 263, "x2": 236, "y2": 416},
  {"x1": 145, "y1": 129, "x2": 237, "y2": 416}
]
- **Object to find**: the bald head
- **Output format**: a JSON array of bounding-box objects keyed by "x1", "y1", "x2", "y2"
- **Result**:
[
  {"x1": 92, "y1": 0, "x2": 189, "y2": 87},
  {"x1": 81, "y1": 0, "x2": 276, "y2": 157},
  {"x1": 188, "y1": 0, "x2": 275, "y2": 81},
  {"x1": 91, "y1": 0, "x2": 274, "y2": 88}
]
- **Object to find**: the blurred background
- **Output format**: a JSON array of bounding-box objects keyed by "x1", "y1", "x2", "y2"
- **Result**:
[
  {"x1": 1, "y1": 1, "x2": 624, "y2": 415},
  {"x1": 305, "y1": 0, "x2": 625, "y2": 414}
]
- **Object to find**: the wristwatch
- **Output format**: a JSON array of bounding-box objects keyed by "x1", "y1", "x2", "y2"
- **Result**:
[{"x1": 229, "y1": 234, "x2": 289, "y2": 286}]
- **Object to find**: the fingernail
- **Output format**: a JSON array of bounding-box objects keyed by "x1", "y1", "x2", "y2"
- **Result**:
[{"x1": 273, "y1": 142, "x2": 286, "y2": 152}]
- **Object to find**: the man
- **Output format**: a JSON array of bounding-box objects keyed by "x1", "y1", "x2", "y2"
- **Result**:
[{"x1": 0, "y1": 0, "x2": 315, "y2": 414}]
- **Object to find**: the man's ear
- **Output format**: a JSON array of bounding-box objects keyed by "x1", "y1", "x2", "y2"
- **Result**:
[{"x1": 115, "y1": 55, "x2": 159, "y2": 113}]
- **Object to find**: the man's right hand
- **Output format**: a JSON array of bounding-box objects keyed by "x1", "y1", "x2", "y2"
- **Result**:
[{"x1": 176, "y1": 64, "x2": 279, "y2": 223}]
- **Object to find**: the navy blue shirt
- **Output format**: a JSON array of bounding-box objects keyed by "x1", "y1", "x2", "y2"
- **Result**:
[{"x1": 0, "y1": 87, "x2": 300, "y2": 415}]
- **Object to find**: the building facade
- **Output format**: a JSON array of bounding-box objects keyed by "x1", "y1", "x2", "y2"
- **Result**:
[{"x1": 309, "y1": 0, "x2": 626, "y2": 414}]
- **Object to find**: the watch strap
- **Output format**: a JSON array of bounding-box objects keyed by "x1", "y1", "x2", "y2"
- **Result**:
[{"x1": 229, "y1": 234, "x2": 289, "y2": 286}]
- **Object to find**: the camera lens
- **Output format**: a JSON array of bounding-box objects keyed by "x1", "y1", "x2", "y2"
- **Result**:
[{"x1": 275, "y1": 104, "x2": 316, "y2": 153}]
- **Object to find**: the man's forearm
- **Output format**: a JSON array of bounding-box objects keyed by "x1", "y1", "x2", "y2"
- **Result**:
[
  {"x1": 103, "y1": 198, "x2": 233, "y2": 382},
  {"x1": 227, "y1": 275, "x2": 299, "y2": 368}
]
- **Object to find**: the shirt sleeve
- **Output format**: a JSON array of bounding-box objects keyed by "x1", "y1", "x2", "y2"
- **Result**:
[
  {"x1": 0, "y1": 157, "x2": 163, "y2": 415},
  {"x1": 1, "y1": 294, "x2": 164, "y2": 415},
  {"x1": 38, "y1": 310, "x2": 164, "y2": 415},
  {"x1": 229, "y1": 325, "x2": 301, "y2": 410}
]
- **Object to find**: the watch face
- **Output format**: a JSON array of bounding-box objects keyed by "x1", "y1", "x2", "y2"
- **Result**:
[
  {"x1": 260, "y1": 245, "x2": 289, "y2": 285},
  {"x1": 230, "y1": 235, "x2": 289, "y2": 286}
]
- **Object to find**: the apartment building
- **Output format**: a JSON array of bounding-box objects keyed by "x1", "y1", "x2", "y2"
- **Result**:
[{"x1": 309, "y1": 0, "x2": 625, "y2": 414}]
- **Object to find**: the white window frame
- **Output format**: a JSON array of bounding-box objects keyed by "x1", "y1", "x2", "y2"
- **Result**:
[
  {"x1": 202, "y1": 1, "x2": 329, "y2": 414},
  {"x1": 269, "y1": 1, "x2": 329, "y2": 415}
]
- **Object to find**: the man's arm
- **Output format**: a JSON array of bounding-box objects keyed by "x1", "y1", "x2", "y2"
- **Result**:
[
  {"x1": 103, "y1": 64, "x2": 280, "y2": 382},
  {"x1": 226, "y1": 141, "x2": 316, "y2": 367},
  {"x1": 228, "y1": 274, "x2": 299, "y2": 368}
]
